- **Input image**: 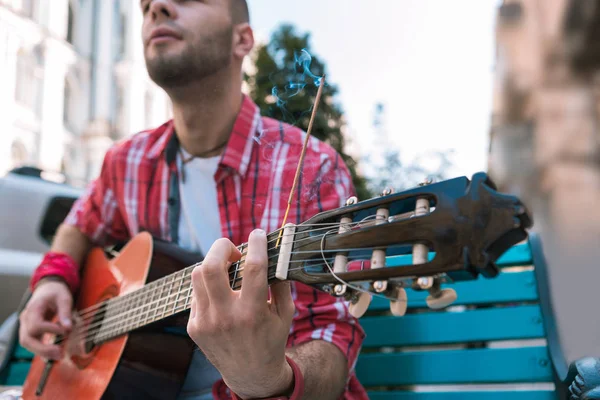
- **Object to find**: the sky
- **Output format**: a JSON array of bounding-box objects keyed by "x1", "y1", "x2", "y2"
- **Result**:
[{"x1": 248, "y1": 0, "x2": 501, "y2": 182}]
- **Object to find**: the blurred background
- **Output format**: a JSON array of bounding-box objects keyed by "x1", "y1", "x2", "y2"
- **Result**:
[{"x1": 0, "y1": 0, "x2": 599, "y2": 356}]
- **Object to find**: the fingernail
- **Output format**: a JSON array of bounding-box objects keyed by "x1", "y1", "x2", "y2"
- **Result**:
[
  {"x1": 61, "y1": 318, "x2": 72, "y2": 328},
  {"x1": 253, "y1": 229, "x2": 265, "y2": 236}
]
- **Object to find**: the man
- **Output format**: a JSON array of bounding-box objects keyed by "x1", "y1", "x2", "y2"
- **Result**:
[{"x1": 18, "y1": 0, "x2": 367, "y2": 399}]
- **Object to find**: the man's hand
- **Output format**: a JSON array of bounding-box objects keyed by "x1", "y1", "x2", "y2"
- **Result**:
[
  {"x1": 186, "y1": 229, "x2": 296, "y2": 399},
  {"x1": 19, "y1": 279, "x2": 73, "y2": 360}
]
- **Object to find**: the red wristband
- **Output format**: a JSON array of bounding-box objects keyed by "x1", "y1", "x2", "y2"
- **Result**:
[
  {"x1": 213, "y1": 356, "x2": 304, "y2": 400},
  {"x1": 29, "y1": 252, "x2": 80, "y2": 295}
]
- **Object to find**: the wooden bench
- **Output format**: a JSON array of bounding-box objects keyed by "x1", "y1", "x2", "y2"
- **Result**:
[{"x1": 355, "y1": 233, "x2": 569, "y2": 399}]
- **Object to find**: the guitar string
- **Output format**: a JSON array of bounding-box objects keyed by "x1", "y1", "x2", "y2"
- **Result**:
[
  {"x1": 66, "y1": 216, "x2": 398, "y2": 338},
  {"x1": 72, "y1": 216, "x2": 382, "y2": 322},
  {"x1": 60, "y1": 263, "x2": 405, "y2": 348},
  {"x1": 59, "y1": 243, "x2": 395, "y2": 345},
  {"x1": 67, "y1": 220, "x2": 364, "y2": 316},
  {"x1": 56, "y1": 216, "x2": 419, "y2": 345},
  {"x1": 71, "y1": 235, "x2": 395, "y2": 337},
  {"x1": 57, "y1": 237, "x2": 414, "y2": 347}
]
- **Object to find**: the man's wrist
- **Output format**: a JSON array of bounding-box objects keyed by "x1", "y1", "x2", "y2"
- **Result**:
[
  {"x1": 29, "y1": 252, "x2": 80, "y2": 295},
  {"x1": 35, "y1": 276, "x2": 70, "y2": 290},
  {"x1": 228, "y1": 356, "x2": 304, "y2": 400}
]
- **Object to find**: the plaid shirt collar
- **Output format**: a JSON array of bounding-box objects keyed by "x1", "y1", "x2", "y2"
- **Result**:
[{"x1": 146, "y1": 95, "x2": 261, "y2": 180}]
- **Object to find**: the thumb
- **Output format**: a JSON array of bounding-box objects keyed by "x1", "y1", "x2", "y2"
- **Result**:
[
  {"x1": 270, "y1": 281, "x2": 295, "y2": 321},
  {"x1": 56, "y1": 290, "x2": 73, "y2": 330}
]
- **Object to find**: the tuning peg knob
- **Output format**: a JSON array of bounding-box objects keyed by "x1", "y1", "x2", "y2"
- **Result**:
[
  {"x1": 345, "y1": 196, "x2": 358, "y2": 206},
  {"x1": 348, "y1": 292, "x2": 372, "y2": 318},
  {"x1": 381, "y1": 187, "x2": 393, "y2": 196},
  {"x1": 426, "y1": 288, "x2": 457, "y2": 309},
  {"x1": 389, "y1": 287, "x2": 408, "y2": 317}
]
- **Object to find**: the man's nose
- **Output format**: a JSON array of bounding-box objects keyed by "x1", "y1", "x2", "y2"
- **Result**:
[{"x1": 148, "y1": 0, "x2": 176, "y2": 21}]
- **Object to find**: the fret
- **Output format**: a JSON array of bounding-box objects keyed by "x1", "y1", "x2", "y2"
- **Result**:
[
  {"x1": 155, "y1": 273, "x2": 169, "y2": 323},
  {"x1": 232, "y1": 243, "x2": 244, "y2": 290},
  {"x1": 133, "y1": 288, "x2": 145, "y2": 331},
  {"x1": 174, "y1": 270, "x2": 189, "y2": 313},
  {"x1": 172, "y1": 270, "x2": 185, "y2": 317},
  {"x1": 182, "y1": 268, "x2": 193, "y2": 312},
  {"x1": 184, "y1": 281, "x2": 192, "y2": 311},
  {"x1": 124, "y1": 291, "x2": 136, "y2": 333},
  {"x1": 146, "y1": 282, "x2": 159, "y2": 325},
  {"x1": 161, "y1": 275, "x2": 173, "y2": 318}
]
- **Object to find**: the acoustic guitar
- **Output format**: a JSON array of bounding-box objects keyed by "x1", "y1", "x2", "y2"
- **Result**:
[{"x1": 21, "y1": 172, "x2": 532, "y2": 399}]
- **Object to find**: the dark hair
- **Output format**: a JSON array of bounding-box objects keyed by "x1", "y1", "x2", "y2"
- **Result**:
[{"x1": 231, "y1": 0, "x2": 249, "y2": 24}]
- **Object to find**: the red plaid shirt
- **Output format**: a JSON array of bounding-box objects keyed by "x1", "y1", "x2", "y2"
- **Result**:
[{"x1": 65, "y1": 95, "x2": 368, "y2": 399}]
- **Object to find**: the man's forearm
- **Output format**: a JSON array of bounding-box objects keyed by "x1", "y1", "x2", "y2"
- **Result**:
[
  {"x1": 49, "y1": 224, "x2": 92, "y2": 267},
  {"x1": 286, "y1": 340, "x2": 349, "y2": 399}
]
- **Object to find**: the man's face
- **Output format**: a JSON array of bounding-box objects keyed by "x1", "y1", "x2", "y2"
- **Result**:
[{"x1": 141, "y1": 0, "x2": 234, "y2": 88}]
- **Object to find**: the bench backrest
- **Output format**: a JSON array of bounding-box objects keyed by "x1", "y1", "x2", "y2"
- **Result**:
[
  {"x1": 1, "y1": 239, "x2": 563, "y2": 399},
  {"x1": 355, "y1": 239, "x2": 560, "y2": 400}
]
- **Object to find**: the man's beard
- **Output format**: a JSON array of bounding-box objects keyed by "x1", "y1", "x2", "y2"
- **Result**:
[{"x1": 145, "y1": 27, "x2": 233, "y2": 89}]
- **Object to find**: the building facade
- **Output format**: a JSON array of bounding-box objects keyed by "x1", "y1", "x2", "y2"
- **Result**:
[
  {"x1": 489, "y1": 0, "x2": 600, "y2": 362},
  {"x1": 0, "y1": 0, "x2": 172, "y2": 186}
]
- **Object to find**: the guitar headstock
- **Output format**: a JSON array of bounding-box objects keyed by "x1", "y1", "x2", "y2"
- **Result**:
[{"x1": 266, "y1": 172, "x2": 532, "y2": 318}]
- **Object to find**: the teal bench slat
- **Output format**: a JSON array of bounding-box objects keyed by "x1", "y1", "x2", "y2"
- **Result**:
[
  {"x1": 355, "y1": 346, "x2": 553, "y2": 385},
  {"x1": 385, "y1": 243, "x2": 532, "y2": 269},
  {"x1": 3, "y1": 362, "x2": 31, "y2": 386},
  {"x1": 13, "y1": 345, "x2": 33, "y2": 360},
  {"x1": 361, "y1": 304, "x2": 545, "y2": 347},
  {"x1": 369, "y1": 270, "x2": 539, "y2": 311},
  {"x1": 367, "y1": 391, "x2": 558, "y2": 400}
]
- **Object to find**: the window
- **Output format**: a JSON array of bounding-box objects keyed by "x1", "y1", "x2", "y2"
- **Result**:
[
  {"x1": 63, "y1": 78, "x2": 72, "y2": 129},
  {"x1": 113, "y1": 0, "x2": 127, "y2": 60},
  {"x1": 15, "y1": 47, "x2": 44, "y2": 117},
  {"x1": 145, "y1": 89, "x2": 154, "y2": 127},
  {"x1": 10, "y1": 140, "x2": 28, "y2": 167},
  {"x1": 67, "y1": 3, "x2": 74, "y2": 44}
]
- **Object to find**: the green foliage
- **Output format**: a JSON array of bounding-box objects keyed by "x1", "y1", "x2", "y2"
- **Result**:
[
  {"x1": 244, "y1": 24, "x2": 371, "y2": 200},
  {"x1": 364, "y1": 148, "x2": 455, "y2": 194}
]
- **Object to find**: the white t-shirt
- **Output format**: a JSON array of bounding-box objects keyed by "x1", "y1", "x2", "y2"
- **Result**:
[
  {"x1": 176, "y1": 148, "x2": 224, "y2": 399},
  {"x1": 177, "y1": 148, "x2": 223, "y2": 255}
]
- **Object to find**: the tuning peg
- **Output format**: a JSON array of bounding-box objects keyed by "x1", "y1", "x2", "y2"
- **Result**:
[
  {"x1": 333, "y1": 199, "x2": 357, "y2": 296},
  {"x1": 418, "y1": 176, "x2": 434, "y2": 186},
  {"x1": 348, "y1": 292, "x2": 372, "y2": 318},
  {"x1": 371, "y1": 190, "x2": 393, "y2": 292},
  {"x1": 426, "y1": 288, "x2": 457, "y2": 309},
  {"x1": 417, "y1": 276, "x2": 458, "y2": 310},
  {"x1": 381, "y1": 187, "x2": 393, "y2": 197},
  {"x1": 389, "y1": 287, "x2": 408, "y2": 316}
]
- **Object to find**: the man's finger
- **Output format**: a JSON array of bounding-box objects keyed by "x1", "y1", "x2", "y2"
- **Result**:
[
  {"x1": 201, "y1": 238, "x2": 241, "y2": 307},
  {"x1": 270, "y1": 281, "x2": 295, "y2": 321},
  {"x1": 56, "y1": 294, "x2": 73, "y2": 330},
  {"x1": 240, "y1": 229, "x2": 269, "y2": 307},
  {"x1": 191, "y1": 266, "x2": 209, "y2": 311},
  {"x1": 20, "y1": 328, "x2": 62, "y2": 361},
  {"x1": 29, "y1": 321, "x2": 67, "y2": 338}
]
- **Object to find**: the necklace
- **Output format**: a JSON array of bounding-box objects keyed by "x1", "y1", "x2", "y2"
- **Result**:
[{"x1": 179, "y1": 136, "x2": 230, "y2": 164}]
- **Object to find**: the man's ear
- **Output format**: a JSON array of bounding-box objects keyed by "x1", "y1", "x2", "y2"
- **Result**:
[{"x1": 233, "y1": 23, "x2": 254, "y2": 59}]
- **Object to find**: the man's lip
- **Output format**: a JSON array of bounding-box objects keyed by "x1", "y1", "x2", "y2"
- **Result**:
[{"x1": 149, "y1": 27, "x2": 182, "y2": 42}]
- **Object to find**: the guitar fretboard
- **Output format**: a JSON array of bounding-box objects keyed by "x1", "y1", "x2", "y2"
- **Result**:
[{"x1": 92, "y1": 243, "x2": 262, "y2": 344}]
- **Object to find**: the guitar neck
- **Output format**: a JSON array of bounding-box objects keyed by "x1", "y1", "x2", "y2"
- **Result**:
[{"x1": 92, "y1": 239, "x2": 283, "y2": 345}]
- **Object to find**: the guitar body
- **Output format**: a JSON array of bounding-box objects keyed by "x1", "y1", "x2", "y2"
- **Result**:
[{"x1": 22, "y1": 232, "x2": 198, "y2": 400}]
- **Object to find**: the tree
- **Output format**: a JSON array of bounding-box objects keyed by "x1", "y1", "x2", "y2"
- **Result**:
[
  {"x1": 364, "y1": 102, "x2": 455, "y2": 193},
  {"x1": 365, "y1": 148, "x2": 455, "y2": 194},
  {"x1": 244, "y1": 24, "x2": 371, "y2": 200}
]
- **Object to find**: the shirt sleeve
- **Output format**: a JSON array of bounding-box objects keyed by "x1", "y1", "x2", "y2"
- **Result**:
[
  {"x1": 63, "y1": 146, "x2": 129, "y2": 247},
  {"x1": 287, "y1": 150, "x2": 366, "y2": 375}
]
